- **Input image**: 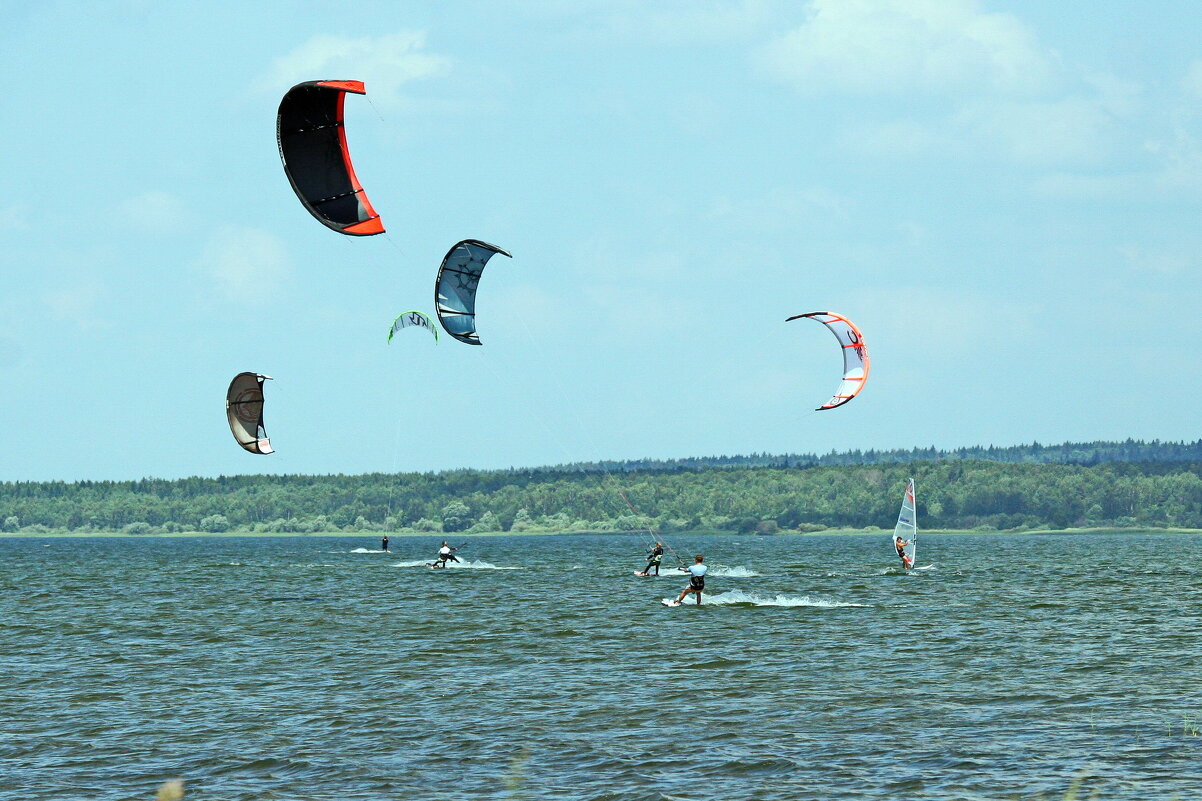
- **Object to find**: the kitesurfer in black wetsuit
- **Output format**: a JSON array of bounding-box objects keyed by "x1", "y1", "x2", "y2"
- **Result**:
[
  {"x1": 639, "y1": 542, "x2": 664, "y2": 576},
  {"x1": 381, "y1": 535, "x2": 390, "y2": 552},
  {"x1": 673, "y1": 555, "x2": 708, "y2": 605},
  {"x1": 431, "y1": 541, "x2": 461, "y2": 568}
]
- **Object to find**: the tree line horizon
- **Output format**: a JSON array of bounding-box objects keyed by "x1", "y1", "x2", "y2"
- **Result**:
[{"x1": 2, "y1": 438, "x2": 1200, "y2": 535}]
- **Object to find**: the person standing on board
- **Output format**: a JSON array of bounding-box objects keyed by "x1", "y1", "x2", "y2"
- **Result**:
[
  {"x1": 381, "y1": 535, "x2": 390, "y2": 552},
  {"x1": 673, "y1": 555, "x2": 708, "y2": 605},
  {"x1": 894, "y1": 535, "x2": 914, "y2": 570},
  {"x1": 639, "y1": 542, "x2": 664, "y2": 576},
  {"x1": 432, "y1": 541, "x2": 460, "y2": 569}
]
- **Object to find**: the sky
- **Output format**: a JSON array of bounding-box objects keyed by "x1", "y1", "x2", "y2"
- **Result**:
[{"x1": 1, "y1": 0, "x2": 1200, "y2": 482}]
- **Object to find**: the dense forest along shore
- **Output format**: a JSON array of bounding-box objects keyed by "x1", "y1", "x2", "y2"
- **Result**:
[{"x1": 3, "y1": 440, "x2": 1201, "y2": 536}]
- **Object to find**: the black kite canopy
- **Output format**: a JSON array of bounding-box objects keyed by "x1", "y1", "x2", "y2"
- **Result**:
[{"x1": 276, "y1": 80, "x2": 384, "y2": 236}]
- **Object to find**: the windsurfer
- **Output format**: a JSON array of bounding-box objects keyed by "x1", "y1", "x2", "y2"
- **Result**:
[
  {"x1": 639, "y1": 542, "x2": 664, "y2": 576},
  {"x1": 894, "y1": 535, "x2": 914, "y2": 569},
  {"x1": 673, "y1": 555, "x2": 708, "y2": 605}
]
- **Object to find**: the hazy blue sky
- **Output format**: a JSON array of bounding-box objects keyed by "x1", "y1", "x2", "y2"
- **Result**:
[{"x1": 2, "y1": 0, "x2": 1200, "y2": 481}]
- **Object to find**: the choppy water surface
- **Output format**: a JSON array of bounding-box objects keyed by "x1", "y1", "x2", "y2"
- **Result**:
[{"x1": 2, "y1": 533, "x2": 1201, "y2": 800}]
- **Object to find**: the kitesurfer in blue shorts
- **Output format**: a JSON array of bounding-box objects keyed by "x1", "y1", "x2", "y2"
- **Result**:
[{"x1": 673, "y1": 555, "x2": 708, "y2": 605}]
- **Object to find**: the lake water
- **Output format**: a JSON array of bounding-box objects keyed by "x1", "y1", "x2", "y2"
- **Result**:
[{"x1": 1, "y1": 532, "x2": 1200, "y2": 800}]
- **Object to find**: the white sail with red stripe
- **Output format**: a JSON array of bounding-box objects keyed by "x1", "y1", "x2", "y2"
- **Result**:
[
  {"x1": 785, "y1": 311, "x2": 869, "y2": 410},
  {"x1": 891, "y1": 478, "x2": 917, "y2": 568}
]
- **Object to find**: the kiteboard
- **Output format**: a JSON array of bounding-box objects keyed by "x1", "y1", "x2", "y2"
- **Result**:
[{"x1": 661, "y1": 599, "x2": 682, "y2": 607}]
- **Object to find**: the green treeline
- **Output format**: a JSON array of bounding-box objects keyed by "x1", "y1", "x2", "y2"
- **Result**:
[
  {"x1": 543, "y1": 438, "x2": 1202, "y2": 472},
  {"x1": 2, "y1": 447, "x2": 1201, "y2": 535}
]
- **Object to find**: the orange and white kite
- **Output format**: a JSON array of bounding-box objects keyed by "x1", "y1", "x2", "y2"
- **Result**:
[{"x1": 786, "y1": 311, "x2": 869, "y2": 410}]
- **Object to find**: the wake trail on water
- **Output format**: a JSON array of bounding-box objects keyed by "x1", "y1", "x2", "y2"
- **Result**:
[
  {"x1": 349, "y1": 548, "x2": 389, "y2": 554},
  {"x1": 636, "y1": 565, "x2": 759, "y2": 578},
  {"x1": 879, "y1": 564, "x2": 937, "y2": 576},
  {"x1": 680, "y1": 589, "x2": 868, "y2": 608},
  {"x1": 392, "y1": 559, "x2": 521, "y2": 570},
  {"x1": 710, "y1": 566, "x2": 760, "y2": 577}
]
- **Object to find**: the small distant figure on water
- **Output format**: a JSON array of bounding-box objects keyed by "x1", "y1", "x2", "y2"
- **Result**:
[
  {"x1": 673, "y1": 554, "x2": 708, "y2": 605},
  {"x1": 638, "y1": 542, "x2": 664, "y2": 576},
  {"x1": 430, "y1": 541, "x2": 461, "y2": 569},
  {"x1": 381, "y1": 535, "x2": 390, "y2": 552},
  {"x1": 894, "y1": 535, "x2": 914, "y2": 570}
]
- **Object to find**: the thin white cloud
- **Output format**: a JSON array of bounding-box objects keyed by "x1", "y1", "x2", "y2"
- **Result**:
[
  {"x1": 118, "y1": 191, "x2": 189, "y2": 232},
  {"x1": 513, "y1": 242, "x2": 704, "y2": 343},
  {"x1": 1030, "y1": 171, "x2": 1129, "y2": 199},
  {"x1": 755, "y1": 1, "x2": 1165, "y2": 170},
  {"x1": 1145, "y1": 128, "x2": 1202, "y2": 189},
  {"x1": 0, "y1": 204, "x2": 29, "y2": 232},
  {"x1": 585, "y1": 282, "x2": 701, "y2": 340},
  {"x1": 0, "y1": 335, "x2": 22, "y2": 370},
  {"x1": 840, "y1": 118, "x2": 943, "y2": 159},
  {"x1": 1121, "y1": 245, "x2": 1195, "y2": 275},
  {"x1": 857, "y1": 285, "x2": 1040, "y2": 360},
  {"x1": 951, "y1": 96, "x2": 1117, "y2": 164},
  {"x1": 198, "y1": 226, "x2": 291, "y2": 302},
  {"x1": 488, "y1": 284, "x2": 576, "y2": 343},
  {"x1": 1033, "y1": 129, "x2": 1202, "y2": 200},
  {"x1": 842, "y1": 95, "x2": 1120, "y2": 167},
  {"x1": 257, "y1": 31, "x2": 449, "y2": 101},
  {"x1": 706, "y1": 185, "x2": 852, "y2": 230},
  {"x1": 757, "y1": 0, "x2": 1053, "y2": 97},
  {"x1": 44, "y1": 280, "x2": 108, "y2": 330},
  {"x1": 1184, "y1": 59, "x2": 1202, "y2": 99},
  {"x1": 588, "y1": 0, "x2": 776, "y2": 45}
]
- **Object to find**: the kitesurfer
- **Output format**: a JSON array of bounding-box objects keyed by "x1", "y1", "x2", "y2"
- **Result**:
[
  {"x1": 638, "y1": 542, "x2": 664, "y2": 576},
  {"x1": 894, "y1": 535, "x2": 914, "y2": 569},
  {"x1": 431, "y1": 541, "x2": 460, "y2": 569},
  {"x1": 381, "y1": 535, "x2": 390, "y2": 552},
  {"x1": 673, "y1": 555, "x2": 708, "y2": 606}
]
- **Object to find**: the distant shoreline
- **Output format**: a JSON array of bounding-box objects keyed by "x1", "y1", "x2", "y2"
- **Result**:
[{"x1": 2, "y1": 527, "x2": 1199, "y2": 539}]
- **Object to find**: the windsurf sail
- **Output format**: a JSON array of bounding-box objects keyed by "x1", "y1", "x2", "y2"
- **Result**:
[
  {"x1": 891, "y1": 478, "x2": 916, "y2": 567},
  {"x1": 388, "y1": 310, "x2": 439, "y2": 343},
  {"x1": 785, "y1": 311, "x2": 869, "y2": 409},
  {"x1": 434, "y1": 239, "x2": 511, "y2": 345},
  {"x1": 276, "y1": 80, "x2": 384, "y2": 236},
  {"x1": 226, "y1": 372, "x2": 274, "y2": 454}
]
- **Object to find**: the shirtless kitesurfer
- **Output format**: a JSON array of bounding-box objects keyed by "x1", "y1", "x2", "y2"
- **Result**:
[
  {"x1": 894, "y1": 535, "x2": 914, "y2": 569},
  {"x1": 430, "y1": 541, "x2": 461, "y2": 569},
  {"x1": 638, "y1": 542, "x2": 664, "y2": 576},
  {"x1": 672, "y1": 555, "x2": 708, "y2": 605}
]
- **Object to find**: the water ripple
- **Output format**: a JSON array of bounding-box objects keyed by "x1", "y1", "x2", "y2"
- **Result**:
[{"x1": 1, "y1": 532, "x2": 1200, "y2": 800}]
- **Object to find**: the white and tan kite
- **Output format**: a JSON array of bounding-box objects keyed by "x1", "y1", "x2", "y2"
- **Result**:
[{"x1": 786, "y1": 311, "x2": 869, "y2": 410}]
